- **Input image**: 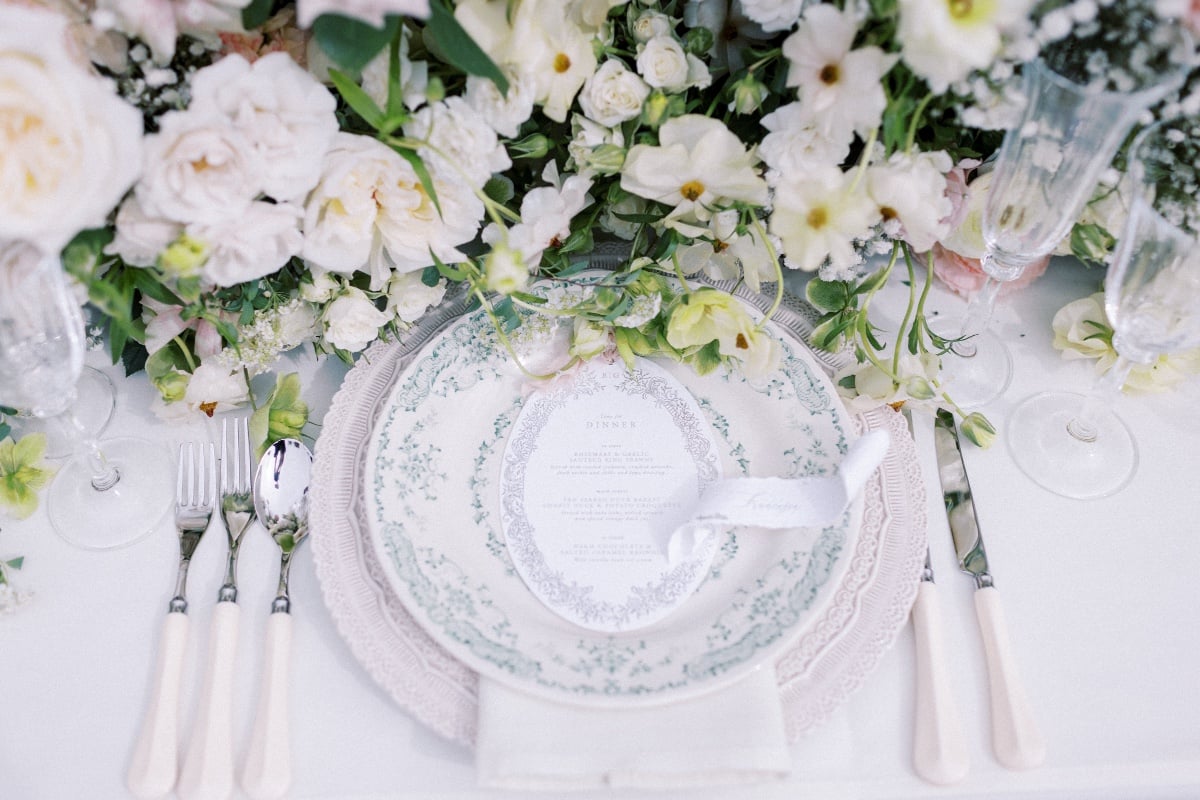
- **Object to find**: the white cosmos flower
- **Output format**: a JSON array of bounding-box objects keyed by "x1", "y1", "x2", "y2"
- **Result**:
[
  {"x1": 621, "y1": 115, "x2": 768, "y2": 230},
  {"x1": 0, "y1": 6, "x2": 143, "y2": 253},
  {"x1": 321, "y1": 287, "x2": 390, "y2": 353},
  {"x1": 783, "y1": 4, "x2": 897, "y2": 142},
  {"x1": 759, "y1": 101, "x2": 851, "y2": 186},
  {"x1": 188, "y1": 200, "x2": 303, "y2": 287},
  {"x1": 404, "y1": 97, "x2": 511, "y2": 188},
  {"x1": 770, "y1": 165, "x2": 876, "y2": 273},
  {"x1": 739, "y1": 0, "x2": 806, "y2": 33},
  {"x1": 483, "y1": 162, "x2": 594, "y2": 267},
  {"x1": 136, "y1": 108, "x2": 260, "y2": 225},
  {"x1": 188, "y1": 53, "x2": 338, "y2": 203},
  {"x1": 677, "y1": 210, "x2": 777, "y2": 291},
  {"x1": 866, "y1": 150, "x2": 954, "y2": 252},
  {"x1": 897, "y1": 0, "x2": 1033, "y2": 93},
  {"x1": 579, "y1": 59, "x2": 651, "y2": 127},
  {"x1": 302, "y1": 132, "x2": 483, "y2": 290},
  {"x1": 465, "y1": 71, "x2": 536, "y2": 138}
]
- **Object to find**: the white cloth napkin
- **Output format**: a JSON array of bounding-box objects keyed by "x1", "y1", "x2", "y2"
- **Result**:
[{"x1": 475, "y1": 665, "x2": 791, "y2": 790}]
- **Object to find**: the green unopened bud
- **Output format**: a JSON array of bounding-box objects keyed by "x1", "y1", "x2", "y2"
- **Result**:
[
  {"x1": 485, "y1": 242, "x2": 529, "y2": 295},
  {"x1": 581, "y1": 143, "x2": 627, "y2": 175},
  {"x1": 729, "y1": 73, "x2": 768, "y2": 115},
  {"x1": 153, "y1": 369, "x2": 189, "y2": 403},
  {"x1": 158, "y1": 234, "x2": 208, "y2": 277},
  {"x1": 683, "y1": 26, "x2": 714, "y2": 56},
  {"x1": 424, "y1": 76, "x2": 446, "y2": 103},
  {"x1": 904, "y1": 376, "x2": 936, "y2": 400},
  {"x1": 641, "y1": 89, "x2": 671, "y2": 129},
  {"x1": 510, "y1": 132, "x2": 552, "y2": 160},
  {"x1": 959, "y1": 411, "x2": 997, "y2": 449}
]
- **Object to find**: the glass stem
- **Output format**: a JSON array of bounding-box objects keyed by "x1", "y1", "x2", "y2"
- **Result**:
[
  {"x1": 56, "y1": 411, "x2": 121, "y2": 491},
  {"x1": 1066, "y1": 356, "x2": 1136, "y2": 443},
  {"x1": 955, "y1": 277, "x2": 1003, "y2": 358}
]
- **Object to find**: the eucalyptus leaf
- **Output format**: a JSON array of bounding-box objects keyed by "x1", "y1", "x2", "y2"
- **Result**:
[
  {"x1": 425, "y1": 1, "x2": 509, "y2": 95},
  {"x1": 241, "y1": 0, "x2": 273, "y2": 29},
  {"x1": 313, "y1": 14, "x2": 400, "y2": 75}
]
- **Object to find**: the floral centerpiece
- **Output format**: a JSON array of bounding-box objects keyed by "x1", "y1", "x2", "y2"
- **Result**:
[{"x1": 2, "y1": 0, "x2": 1200, "y2": 518}]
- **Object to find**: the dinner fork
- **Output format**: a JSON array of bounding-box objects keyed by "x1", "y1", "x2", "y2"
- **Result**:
[
  {"x1": 127, "y1": 443, "x2": 216, "y2": 800},
  {"x1": 179, "y1": 418, "x2": 257, "y2": 800}
]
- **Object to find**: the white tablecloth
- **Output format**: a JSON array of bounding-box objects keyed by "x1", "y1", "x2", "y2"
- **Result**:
[{"x1": 2, "y1": 258, "x2": 1198, "y2": 799}]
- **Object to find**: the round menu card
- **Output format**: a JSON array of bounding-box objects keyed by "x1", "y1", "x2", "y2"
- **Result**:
[{"x1": 500, "y1": 358, "x2": 723, "y2": 633}]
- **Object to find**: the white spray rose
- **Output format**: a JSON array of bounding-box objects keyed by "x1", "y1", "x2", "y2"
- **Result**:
[
  {"x1": 579, "y1": 60, "x2": 652, "y2": 127},
  {"x1": 322, "y1": 288, "x2": 390, "y2": 353},
  {"x1": 386, "y1": 271, "x2": 447, "y2": 323},
  {"x1": 188, "y1": 53, "x2": 338, "y2": 203},
  {"x1": 137, "y1": 108, "x2": 260, "y2": 225},
  {"x1": 188, "y1": 201, "x2": 304, "y2": 287},
  {"x1": 739, "y1": 0, "x2": 806, "y2": 32},
  {"x1": 0, "y1": 6, "x2": 143, "y2": 252},
  {"x1": 637, "y1": 35, "x2": 710, "y2": 92},
  {"x1": 300, "y1": 270, "x2": 340, "y2": 303},
  {"x1": 631, "y1": 11, "x2": 673, "y2": 42}
]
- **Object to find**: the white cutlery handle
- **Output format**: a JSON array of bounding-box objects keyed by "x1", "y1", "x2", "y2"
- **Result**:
[
  {"x1": 127, "y1": 611, "x2": 189, "y2": 799},
  {"x1": 242, "y1": 612, "x2": 293, "y2": 800},
  {"x1": 974, "y1": 586, "x2": 1046, "y2": 770},
  {"x1": 911, "y1": 581, "x2": 969, "y2": 785},
  {"x1": 178, "y1": 601, "x2": 240, "y2": 800}
]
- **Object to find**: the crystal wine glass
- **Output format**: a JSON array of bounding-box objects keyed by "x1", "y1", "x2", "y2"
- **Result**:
[
  {"x1": 940, "y1": 41, "x2": 1190, "y2": 408},
  {"x1": 0, "y1": 244, "x2": 173, "y2": 549},
  {"x1": 1007, "y1": 119, "x2": 1200, "y2": 499}
]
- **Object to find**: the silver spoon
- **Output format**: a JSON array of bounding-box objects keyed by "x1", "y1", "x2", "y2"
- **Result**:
[{"x1": 241, "y1": 438, "x2": 313, "y2": 800}]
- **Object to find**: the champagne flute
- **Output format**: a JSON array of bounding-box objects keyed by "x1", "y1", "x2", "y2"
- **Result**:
[
  {"x1": 1007, "y1": 119, "x2": 1200, "y2": 499},
  {"x1": 0, "y1": 244, "x2": 173, "y2": 549},
  {"x1": 939, "y1": 36, "x2": 1191, "y2": 408}
]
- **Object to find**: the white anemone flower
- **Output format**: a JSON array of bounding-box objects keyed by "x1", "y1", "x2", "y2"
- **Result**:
[
  {"x1": 769, "y1": 165, "x2": 876, "y2": 274},
  {"x1": 483, "y1": 162, "x2": 595, "y2": 268},
  {"x1": 866, "y1": 150, "x2": 954, "y2": 251},
  {"x1": 783, "y1": 4, "x2": 897, "y2": 142},
  {"x1": 897, "y1": 0, "x2": 1034, "y2": 93},
  {"x1": 620, "y1": 115, "x2": 768, "y2": 230}
]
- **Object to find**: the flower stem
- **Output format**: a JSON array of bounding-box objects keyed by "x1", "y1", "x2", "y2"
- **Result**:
[{"x1": 751, "y1": 216, "x2": 784, "y2": 333}]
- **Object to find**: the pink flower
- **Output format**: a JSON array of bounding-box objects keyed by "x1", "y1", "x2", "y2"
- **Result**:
[
  {"x1": 142, "y1": 297, "x2": 224, "y2": 357},
  {"x1": 1187, "y1": 0, "x2": 1200, "y2": 36},
  {"x1": 928, "y1": 243, "x2": 1050, "y2": 299},
  {"x1": 941, "y1": 158, "x2": 980, "y2": 231}
]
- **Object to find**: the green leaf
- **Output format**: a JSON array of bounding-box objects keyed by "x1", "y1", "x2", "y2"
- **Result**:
[
  {"x1": 121, "y1": 339, "x2": 150, "y2": 376},
  {"x1": 5, "y1": 557, "x2": 23, "y2": 570},
  {"x1": 130, "y1": 268, "x2": 183, "y2": 307},
  {"x1": 329, "y1": 68, "x2": 385, "y2": 129},
  {"x1": 0, "y1": 422, "x2": 9, "y2": 442},
  {"x1": 313, "y1": 14, "x2": 400, "y2": 74},
  {"x1": 392, "y1": 146, "x2": 442, "y2": 218},
  {"x1": 854, "y1": 266, "x2": 891, "y2": 296},
  {"x1": 425, "y1": 1, "x2": 509, "y2": 95},
  {"x1": 691, "y1": 339, "x2": 723, "y2": 375},
  {"x1": 420, "y1": 266, "x2": 442, "y2": 288},
  {"x1": 805, "y1": 279, "x2": 852, "y2": 312},
  {"x1": 241, "y1": 0, "x2": 274, "y2": 29}
]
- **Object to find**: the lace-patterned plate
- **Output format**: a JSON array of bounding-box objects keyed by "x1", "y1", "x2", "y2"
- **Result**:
[{"x1": 311, "y1": 280, "x2": 926, "y2": 743}]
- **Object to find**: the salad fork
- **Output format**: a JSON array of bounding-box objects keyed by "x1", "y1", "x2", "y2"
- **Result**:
[
  {"x1": 179, "y1": 418, "x2": 257, "y2": 800},
  {"x1": 127, "y1": 443, "x2": 216, "y2": 800}
]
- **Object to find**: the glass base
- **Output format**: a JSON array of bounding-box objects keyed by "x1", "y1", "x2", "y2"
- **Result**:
[
  {"x1": 931, "y1": 324, "x2": 1013, "y2": 410},
  {"x1": 13, "y1": 367, "x2": 116, "y2": 459},
  {"x1": 46, "y1": 437, "x2": 175, "y2": 550},
  {"x1": 1007, "y1": 391, "x2": 1137, "y2": 500}
]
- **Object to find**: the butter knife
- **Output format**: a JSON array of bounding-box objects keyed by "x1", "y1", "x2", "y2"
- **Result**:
[
  {"x1": 933, "y1": 408, "x2": 1046, "y2": 770},
  {"x1": 905, "y1": 410, "x2": 969, "y2": 785}
]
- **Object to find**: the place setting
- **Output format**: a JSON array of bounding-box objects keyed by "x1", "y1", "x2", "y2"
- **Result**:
[{"x1": 1, "y1": 1, "x2": 1199, "y2": 798}]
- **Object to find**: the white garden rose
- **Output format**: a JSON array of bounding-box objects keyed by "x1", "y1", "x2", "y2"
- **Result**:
[
  {"x1": 578, "y1": 60, "x2": 651, "y2": 127},
  {"x1": 107, "y1": 195, "x2": 182, "y2": 268},
  {"x1": 303, "y1": 133, "x2": 483, "y2": 290},
  {"x1": 0, "y1": 5, "x2": 143, "y2": 253},
  {"x1": 386, "y1": 271, "x2": 447, "y2": 323},
  {"x1": 136, "y1": 108, "x2": 260, "y2": 225},
  {"x1": 188, "y1": 201, "x2": 304, "y2": 287},
  {"x1": 739, "y1": 0, "x2": 806, "y2": 33},
  {"x1": 299, "y1": 270, "x2": 340, "y2": 303},
  {"x1": 404, "y1": 97, "x2": 511, "y2": 188},
  {"x1": 322, "y1": 288, "x2": 390, "y2": 353},
  {"x1": 464, "y1": 71, "x2": 536, "y2": 138},
  {"x1": 637, "y1": 35, "x2": 710, "y2": 92},
  {"x1": 188, "y1": 53, "x2": 338, "y2": 203}
]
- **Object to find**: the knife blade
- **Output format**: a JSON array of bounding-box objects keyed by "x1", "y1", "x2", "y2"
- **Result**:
[
  {"x1": 933, "y1": 408, "x2": 1046, "y2": 771},
  {"x1": 905, "y1": 410, "x2": 969, "y2": 785}
]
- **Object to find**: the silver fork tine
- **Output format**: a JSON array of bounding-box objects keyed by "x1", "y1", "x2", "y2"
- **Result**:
[{"x1": 240, "y1": 417, "x2": 251, "y2": 491}]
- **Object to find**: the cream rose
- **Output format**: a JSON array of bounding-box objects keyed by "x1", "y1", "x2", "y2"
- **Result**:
[
  {"x1": 637, "y1": 36, "x2": 710, "y2": 92},
  {"x1": 0, "y1": 6, "x2": 143, "y2": 252},
  {"x1": 322, "y1": 288, "x2": 390, "y2": 353},
  {"x1": 579, "y1": 60, "x2": 651, "y2": 127}
]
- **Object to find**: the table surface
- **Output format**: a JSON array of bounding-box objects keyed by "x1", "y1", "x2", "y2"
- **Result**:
[{"x1": 2, "y1": 258, "x2": 1198, "y2": 800}]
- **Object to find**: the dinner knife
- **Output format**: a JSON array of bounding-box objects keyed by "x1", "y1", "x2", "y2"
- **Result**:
[
  {"x1": 906, "y1": 411, "x2": 969, "y2": 785},
  {"x1": 932, "y1": 408, "x2": 1046, "y2": 771}
]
